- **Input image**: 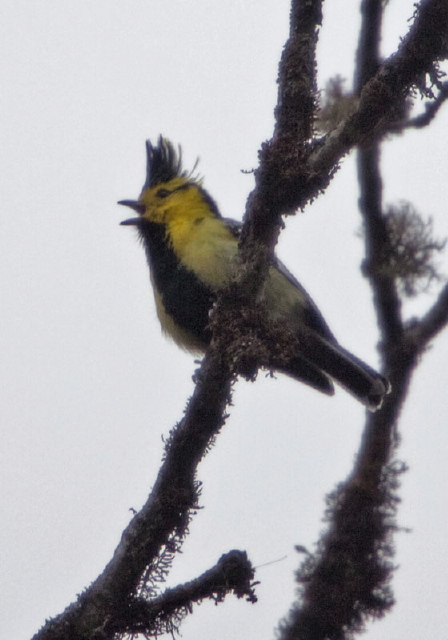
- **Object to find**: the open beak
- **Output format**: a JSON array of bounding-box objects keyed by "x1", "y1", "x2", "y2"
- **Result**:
[{"x1": 118, "y1": 199, "x2": 145, "y2": 225}]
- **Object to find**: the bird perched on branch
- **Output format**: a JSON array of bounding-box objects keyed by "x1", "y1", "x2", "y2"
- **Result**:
[{"x1": 119, "y1": 136, "x2": 390, "y2": 410}]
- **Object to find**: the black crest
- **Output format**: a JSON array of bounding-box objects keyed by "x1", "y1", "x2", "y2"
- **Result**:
[{"x1": 142, "y1": 136, "x2": 187, "y2": 191}]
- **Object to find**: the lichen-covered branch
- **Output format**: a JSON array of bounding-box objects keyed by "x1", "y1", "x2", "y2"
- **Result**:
[
  {"x1": 277, "y1": 3, "x2": 448, "y2": 639},
  {"x1": 241, "y1": 0, "x2": 323, "y2": 253},
  {"x1": 404, "y1": 81, "x2": 448, "y2": 129},
  {"x1": 355, "y1": 0, "x2": 403, "y2": 345},
  {"x1": 31, "y1": 2, "x2": 448, "y2": 639},
  {"x1": 32, "y1": 350, "x2": 240, "y2": 640},
  {"x1": 310, "y1": 0, "x2": 448, "y2": 180},
  {"x1": 412, "y1": 282, "x2": 448, "y2": 347},
  {"x1": 358, "y1": 144, "x2": 404, "y2": 346},
  {"x1": 230, "y1": 0, "x2": 324, "y2": 343},
  {"x1": 120, "y1": 551, "x2": 257, "y2": 637}
]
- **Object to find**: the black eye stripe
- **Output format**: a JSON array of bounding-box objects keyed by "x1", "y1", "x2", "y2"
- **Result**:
[
  {"x1": 156, "y1": 184, "x2": 190, "y2": 199},
  {"x1": 175, "y1": 183, "x2": 190, "y2": 192},
  {"x1": 156, "y1": 188, "x2": 171, "y2": 198}
]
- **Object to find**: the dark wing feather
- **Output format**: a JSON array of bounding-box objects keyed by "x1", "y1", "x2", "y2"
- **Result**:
[
  {"x1": 221, "y1": 218, "x2": 389, "y2": 409},
  {"x1": 274, "y1": 258, "x2": 336, "y2": 341},
  {"x1": 222, "y1": 217, "x2": 335, "y2": 341}
]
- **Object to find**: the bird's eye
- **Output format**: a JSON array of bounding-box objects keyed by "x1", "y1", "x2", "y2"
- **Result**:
[{"x1": 156, "y1": 188, "x2": 171, "y2": 198}]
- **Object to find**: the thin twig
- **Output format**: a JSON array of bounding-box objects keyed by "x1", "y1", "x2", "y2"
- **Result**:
[
  {"x1": 121, "y1": 551, "x2": 257, "y2": 637},
  {"x1": 404, "y1": 82, "x2": 448, "y2": 129},
  {"x1": 310, "y1": 0, "x2": 448, "y2": 181},
  {"x1": 412, "y1": 282, "x2": 448, "y2": 347}
]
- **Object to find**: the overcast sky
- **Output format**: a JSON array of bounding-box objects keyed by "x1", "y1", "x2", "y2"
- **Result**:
[{"x1": 2, "y1": 2, "x2": 448, "y2": 639}]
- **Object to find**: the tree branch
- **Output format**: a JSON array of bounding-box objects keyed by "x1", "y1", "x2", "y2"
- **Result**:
[
  {"x1": 31, "y1": 2, "x2": 448, "y2": 639},
  {"x1": 31, "y1": 3, "x2": 327, "y2": 638},
  {"x1": 32, "y1": 349, "x2": 235, "y2": 640},
  {"x1": 354, "y1": 1, "x2": 404, "y2": 350},
  {"x1": 276, "y1": 3, "x2": 448, "y2": 638},
  {"x1": 236, "y1": 4, "x2": 448, "y2": 639},
  {"x1": 224, "y1": 0, "x2": 323, "y2": 349},
  {"x1": 275, "y1": 0, "x2": 322, "y2": 141},
  {"x1": 358, "y1": 144, "x2": 404, "y2": 346},
  {"x1": 354, "y1": 0, "x2": 383, "y2": 92},
  {"x1": 309, "y1": 0, "x2": 448, "y2": 182},
  {"x1": 121, "y1": 551, "x2": 257, "y2": 637},
  {"x1": 403, "y1": 81, "x2": 448, "y2": 129},
  {"x1": 411, "y1": 282, "x2": 448, "y2": 347},
  {"x1": 226, "y1": 0, "x2": 324, "y2": 368}
]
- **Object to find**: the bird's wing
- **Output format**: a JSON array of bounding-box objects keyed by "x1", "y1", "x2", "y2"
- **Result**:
[{"x1": 222, "y1": 217, "x2": 335, "y2": 342}]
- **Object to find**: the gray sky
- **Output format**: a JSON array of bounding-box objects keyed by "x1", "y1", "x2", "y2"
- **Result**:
[{"x1": 2, "y1": 2, "x2": 448, "y2": 639}]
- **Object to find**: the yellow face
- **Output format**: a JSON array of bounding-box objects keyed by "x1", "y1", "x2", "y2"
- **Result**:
[
  {"x1": 139, "y1": 177, "x2": 212, "y2": 226},
  {"x1": 139, "y1": 176, "x2": 237, "y2": 289}
]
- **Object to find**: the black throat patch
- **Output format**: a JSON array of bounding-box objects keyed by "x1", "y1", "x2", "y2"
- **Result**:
[{"x1": 137, "y1": 219, "x2": 215, "y2": 346}]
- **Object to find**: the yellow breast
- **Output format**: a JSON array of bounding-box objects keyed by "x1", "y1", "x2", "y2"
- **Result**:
[{"x1": 167, "y1": 215, "x2": 238, "y2": 289}]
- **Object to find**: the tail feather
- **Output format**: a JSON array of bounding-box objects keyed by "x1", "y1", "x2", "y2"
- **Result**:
[
  {"x1": 284, "y1": 330, "x2": 390, "y2": 411},
  {"x1": 276, "y1": 355, "x2": 335, "y2": 396}
]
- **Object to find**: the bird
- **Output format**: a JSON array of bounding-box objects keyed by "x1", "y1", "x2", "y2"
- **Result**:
[{"x1": 119, "y1": 136, "x2": 390, "y2": 410}]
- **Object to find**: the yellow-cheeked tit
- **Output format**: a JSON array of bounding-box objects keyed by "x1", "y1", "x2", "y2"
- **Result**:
[{"x1": 119, "y1": 137, "x2": 390, "y2": 410}]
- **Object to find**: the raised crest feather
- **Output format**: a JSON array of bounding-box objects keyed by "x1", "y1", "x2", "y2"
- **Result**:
[{"x1": 143, "y1": 136, "x2": 187, "y2": 191}]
